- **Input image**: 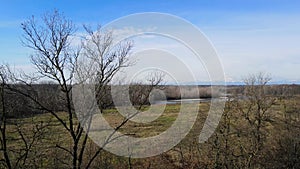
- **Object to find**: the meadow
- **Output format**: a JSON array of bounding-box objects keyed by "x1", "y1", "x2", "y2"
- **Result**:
[{"x1": 2, "y1": 86, "x2": 299, "y2": 168}]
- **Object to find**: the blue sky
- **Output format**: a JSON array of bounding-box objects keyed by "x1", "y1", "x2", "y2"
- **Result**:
[{"x1": 0, "y1": 0, "x2": 300, "y2": 83}]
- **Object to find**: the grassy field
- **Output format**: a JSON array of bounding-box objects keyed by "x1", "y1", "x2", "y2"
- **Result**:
[{"x1": 2, "y1": 95, "x2": 300, "y2": 168}]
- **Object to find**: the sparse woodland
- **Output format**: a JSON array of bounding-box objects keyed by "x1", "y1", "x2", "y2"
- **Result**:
[{"x1": 0, "y1": 10, "x2": 299, "y2": 169}]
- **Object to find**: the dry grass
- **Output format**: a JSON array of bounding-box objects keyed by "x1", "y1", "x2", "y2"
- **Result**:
[{"x1": 2, "y1": 96, "x2": 300, "y2": 168}]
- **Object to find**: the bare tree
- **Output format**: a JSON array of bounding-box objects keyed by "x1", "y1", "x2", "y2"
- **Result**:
[
  {"x1": 0, "y1": 66, "x2": 12, "y2": 169},
  {"x1": 77, "y1": 26, "x2": 167, "y2": 168},
  {"x1": 20, "y1": 10, "x2": 141, "y2": 168},
  {"x1": 0, "y1": 65, "x2": 52, "y2": 169},
  {"x1": 237, "y1": 72, "x2": 275, "y2": 168},
  {"x1": 129, "y1": 72, "x2": 165, "y2": 106},
  {"x1": 80, "y1": 25, "x2": 133, "y2": 111},
  {"x1": 21, "y1": 10, "x2": 87, "y2": 169}
]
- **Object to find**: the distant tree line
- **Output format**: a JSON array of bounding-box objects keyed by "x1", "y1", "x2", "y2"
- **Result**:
[{"x1": 1, "y1": 83, "x2": 300, "y2": 118}]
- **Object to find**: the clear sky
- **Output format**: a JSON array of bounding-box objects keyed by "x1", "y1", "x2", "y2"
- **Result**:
[{"x1": 1, "y1": 0, "x2": 300, "y2": 83}]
